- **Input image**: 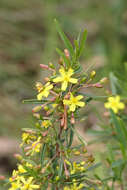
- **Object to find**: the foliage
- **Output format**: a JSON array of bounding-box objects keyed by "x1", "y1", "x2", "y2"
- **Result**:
[{"x1": 4, "y1": 21, "x2": 109, "y2": 190}]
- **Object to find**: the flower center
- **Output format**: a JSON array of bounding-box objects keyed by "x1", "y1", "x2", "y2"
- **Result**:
[
  {"x1": 64, "y1": 75, "x2": 69, "y2": 82},
  {"x1": 25, "y1": 184, "x2": 30, "y2": 189},
  {"x1": 71, "y1": 98, "x2": 78, "y2": 104}
]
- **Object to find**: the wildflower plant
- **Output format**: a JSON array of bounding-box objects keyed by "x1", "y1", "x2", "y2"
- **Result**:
[
  {"x1": 89, "y1": 76, "x2": 127, "y2": 189},
  {"x1": 7, "y1": 20, "x2": 107, "y2": 190}
]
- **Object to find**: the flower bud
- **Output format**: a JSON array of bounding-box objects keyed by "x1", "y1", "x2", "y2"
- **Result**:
[
  {"x1": 64, "y1": 49, "x2": 70, "y2": 58},
  {"x1": 58, "y1": 57, "x2": 63, "y2": 65},
  {"x1": 90, "y1": 70, "x2": 96, "y2": 79},
  {"x1": 0, "y1": 176, "x2": 5, "y2": 180},
  {"x1": 74, "y1": 151, "x2": 80, "y2": 155},
  {"x1": 32, "y1": 106, "x2": 42, "y2": 113},
  {"x1": 40, "y1": 64, "x2": 49, "y2": 69},
  {"x1": 44, "y1": 77, "x2": 50, "y2": 82},
  {"x1": 83, "y1": 147, "x2": 87, "y2": 153},
  {"x1": 49, "y1": 62, "x2": 55, "y2": 69},
  {"x1": 61, "y1": 115, "x2": 64, "y2": 127},
  {"x1": 104, "y1": 111, "x2": 110, "y2": 117},
  {"x1": 93, "y1": 83, "x2": 103, "y2": 88},
  {"x1": 100, "y1": 77, "x2": 108, "y2": 84},
  {"x1": 88, "y1": 155, "x2": 95, "y2": 163},
  {"x1": 33, "y1": 113, "x2": 40, "y2": 119},
  {"x1": 13, "y1": 154, "x2": 22, "y2": 161},
  {"x1": 80, "y1": 77, "x2": 87, "y2": 83},
  {"x1": 71, "y1": 113, "x2": 75, "y2": 124},
  {"x1": 44, "y1": 106, "x2": 49, "y2": 111}
]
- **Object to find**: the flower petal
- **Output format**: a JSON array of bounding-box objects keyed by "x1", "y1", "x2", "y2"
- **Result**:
[
  {"x1": 53, "y1": 77, "x2": 63, "y2": 83},
  {"x1": 76, "y1": 95, "x2": 83, "y2": 100},
  {"x1": 76, "y1": 101, "x2": 85, "y2": 107},
  {"x1": 104, "y1": 102, "x2": 111, "y2": 109},
  {"x1": 118, "y1": 102, "x2": 125, "y2": 109},
  {"x1": 63, "y1": 100, "x2": 70, "y2": 105},
  {"x1": 116, "y1": 95, "x2": 120, "y2": 102},
  {"x1": 67, "y1": 68, "x2": 74, "y2": 77},
  {"x1": 45, "y1": 84, "x2": 53, "y2": 91},
  {"x1": 108, "y1": 97, "x2": 114, "y2": 102},
  {"x1": 112, "y1": 107, "x2": 118, "y2": 113},
  {"x1": 37, "y1": 92, "x2": 43, "y2": 100},
  {"x1": 61, "y1": 81, "x2": 68, "y2": 91},
  {"x1": 70, "y1": 104, "x2": 76, "y2": 112},
  {"x1": 69, "y1": 78, "x2": 78, "y2": 84},
  {"x1": 43, "y1": 90, "x2": 49, "y2": 97}
]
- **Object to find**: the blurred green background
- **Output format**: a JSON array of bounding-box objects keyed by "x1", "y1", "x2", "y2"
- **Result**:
[{"x1": 0, "y1": 0, "x2": 127, "y2": 185}]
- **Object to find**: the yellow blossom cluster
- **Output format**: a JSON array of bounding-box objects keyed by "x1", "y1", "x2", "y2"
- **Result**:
[
  {"x1": 9, "y1": 163, "x2": 39, "y2": 190},
  {"x1": 7, "y1": 26, "x2": 109, "y2": 190},
  {"x1": 64, "y1": 181, "x2": 84, "y2": 190}
]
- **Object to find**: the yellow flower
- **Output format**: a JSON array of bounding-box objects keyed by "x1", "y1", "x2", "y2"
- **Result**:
[
  {"x1": 41, "y1": 120, "x2": 52, "y2": 128},
  {"x1": 104, "y1": 96, "x2": 125, "y2": 113},
  {"x1": 70, "y1": 162, "x2": 85, "y2": 175},
  {"x1": 18, "y1": 164, "x2": 26, "y2": 173},
  {"x1": 36, "y1": 82, "x2": 53, "y2": 100},
  {"x1": 64, "y1": 182, "x2": 84, "y2": 190},
  {"x1": 31, "y1": 137, "x2": 42, "y2": 155},
  {"x1": 63, "y1": 93, "x2": 85, "y2": 112},
  {"x1": 53, "y1": 67, "x2": 78, "y2": 91},
  {"x1": 20, "y1": 177, "x2": 40, "y2": 190},
  {"x1": 9, "y1": 181, "x2": 22, "y2": 190},
  {"x1": 20, "y1": 133, "x2": 36, "y2": 147},
  {"x1": 9, "y1": 170, "x2": 19, "y2": 183}
]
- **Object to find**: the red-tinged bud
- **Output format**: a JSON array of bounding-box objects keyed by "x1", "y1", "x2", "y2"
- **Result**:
[
  {"x1": 100, "y1": 77, "x2": 108, "y2": 84},
  {"x1": 50, "y1": 97, "x2": 56, "y2": 102},
  {"x1": 24, "y1": 146, "x2": 31, "y2": 152},
  {"x1": 64, "y1": 49, "x2": 70, "y2": 58},
  {"x1": 61, "y1": 115, "x2": 64, "y2": 127},
  {"x1": 0, "y1": 176, "x2": 5, "y2": 180},
  {"x1": 64, "y1": 93, "x2": 70, "y2": 100},
  {"x1": 13, "y1": 153, "x2": 22, "y2": 161},
  {"x1": 23, "y1": 129, "x2": 35, "y2": 134},
  {"x1": 104, "y1": 111, "x2": 110, "y2": 117},
  {"x1": 93, "y1": 83, "x2": 103, "y2": 88},
  {"x1": 71, "y1": 113, "x2": 75, "y2": 124},
  {"x1": 40, "y1": 64, "x2": 49, "y2": 69},
  {"x1": 33, "y1": 113, "x2": 40, "y2": 119},
  {"x1": 42, "y1": 131, "x2": 48, "y2": 137},
  {"x1": 44, "y1": 77, "x2": 50, "y2": 82},
  {"x1": 32, "y1": 106, "x2": 42, "y2": 113},
  {"x1": 46, "y1": 110, "x2": 52, "y2": 116}
]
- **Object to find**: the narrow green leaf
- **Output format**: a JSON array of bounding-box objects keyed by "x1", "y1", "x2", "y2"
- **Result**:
[
  {"x1": 68, "y1": 128, "x2": 74, "y2": 147},
  {"x1": 54, "y1": 19, "x2": 74, "y2": 57},
  {"x1": 41, "y1": 144, "x2": 46, "y2": 167},
  {"x1": 109, "y1": 72, "x2": 121, "y2": 95},
  {"x1": 58, "y1": 159, "x2": 63, "y2": 177},
  {"x1": 23, "y1": 99, "x2": 47, "y2": 104},
  {"x1": 77, "y1": 30, "x2": 87, "y2": 58},
  {"x1": 110, "y1": 109, "x2": 126, "y2": 148},
  {"x1": 79, "y1": 93, "x2": 108, "y2": 101},
  {"x1": 119, "y1": 118, "x2": 127, "y2": 142},
  {"x1": 111, "y1": 159, "x2": 125, "y2": 169},
  {"x1": 87, "y1": 163, "x2": 101, "y2": 172},
  {"x1": 70, "y1": 125, "x2": 87, "y2": 146}
]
